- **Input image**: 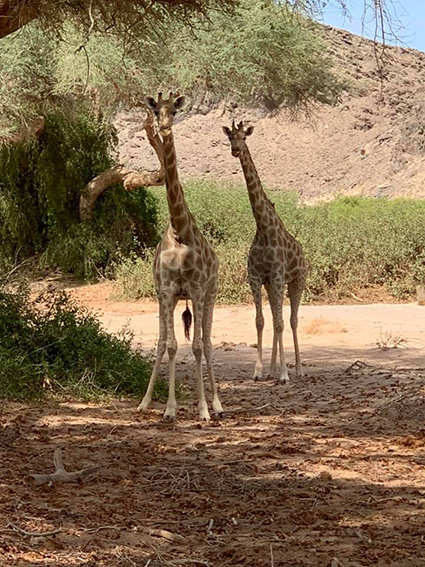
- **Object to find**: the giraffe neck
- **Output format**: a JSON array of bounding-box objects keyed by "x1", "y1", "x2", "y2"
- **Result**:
[
  {"x1": 240, "y1": 146, "x2": 273, "y2": 233},
  {"x1": 163, "y1": 132, "x2": 191, "y2": 238}
]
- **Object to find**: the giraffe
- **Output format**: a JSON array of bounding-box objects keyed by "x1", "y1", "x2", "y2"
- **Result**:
[
  {"x1": 138, "y1": 92, "x2": 223, "y2": 421},
  {"x1": 222, "y1": 121, "x2": 306, "y2": 383}
]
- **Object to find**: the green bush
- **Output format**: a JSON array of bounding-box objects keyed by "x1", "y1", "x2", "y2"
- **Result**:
[
  {"x1": 114, "y1": 250, "x2": 157, "y2": 300},
  {"x1": 115, "y1": 182, "x2": 425, "y2": 303},
  {"x1": 0, "y1": 285, "x2": 160, "y2": 401},
  {"x1": 0, "y1": 107, "x2": 160, "y2": 279}
]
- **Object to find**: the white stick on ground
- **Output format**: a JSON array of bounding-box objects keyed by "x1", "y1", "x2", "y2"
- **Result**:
[{"x1": 31, "y1": 448, "x2": 100, "y2": 486}]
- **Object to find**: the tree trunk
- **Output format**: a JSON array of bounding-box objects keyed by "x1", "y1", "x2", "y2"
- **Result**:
[{"x1": 79, "y1": 111, "x2": 164, "y2": 221}]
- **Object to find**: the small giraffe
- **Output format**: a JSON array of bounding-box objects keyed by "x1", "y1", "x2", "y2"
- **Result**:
[
  {"x1": 222, "y1": 121, "x2": 306, "y2": 383},
  {"x1": 138, "y1": 92, "x2": 223, "y2": 421}
]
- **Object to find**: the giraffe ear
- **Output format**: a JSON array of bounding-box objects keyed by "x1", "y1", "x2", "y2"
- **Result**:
[
  {"x1": 174, "y1": 96, "x2": 186, "y2": 110},
  {"x1": 222, "y1": 126, "x2": 231, "y2": 137},
  {"x1": 145, "y1": 97, "x2": 157, "y2": 111},
  {"x1": 245, "y1": 125, "x2": 254, "y2": 136}
]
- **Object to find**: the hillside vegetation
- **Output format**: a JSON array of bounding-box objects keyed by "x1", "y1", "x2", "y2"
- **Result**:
[{"x1": 115, "y1": 182, "x2": 425, "y2": 304}]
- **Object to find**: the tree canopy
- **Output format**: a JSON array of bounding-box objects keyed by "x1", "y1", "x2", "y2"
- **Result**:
[
  {"x1": 0, "y1": 0, "x2": 236, "y2": 40},
  {"x1": 0, "y1": 0, "x2": 404, "y2": 44}
]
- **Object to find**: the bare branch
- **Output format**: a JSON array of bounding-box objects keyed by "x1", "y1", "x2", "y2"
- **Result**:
[
  {"x1": 7, "y1": 523, "x2": 62, "y2": 537},
  {"x1": 79, "y1": 110, "x2": 164, "y2": 220},
  {"x1": 30, "y1": 447, "x2": 100, "y2": 486}
]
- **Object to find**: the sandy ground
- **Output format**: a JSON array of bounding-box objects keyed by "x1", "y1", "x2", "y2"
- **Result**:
[
  {"x1": 1, "y1": 282, "x2": 425, "y2": 567},
  {"x1": 67, "y1": 282, "x2": 425, "y2": 371}
]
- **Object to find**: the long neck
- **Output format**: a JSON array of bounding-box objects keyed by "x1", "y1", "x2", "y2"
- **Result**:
[
  {"x1": 163, "y1": 132, "x2": 191, "y2": 237},
  {"x1": 240, "y1": 145, "x2": 273, "y2": 232}
]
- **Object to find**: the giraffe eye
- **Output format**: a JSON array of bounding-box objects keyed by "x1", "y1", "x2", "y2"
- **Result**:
[{"x1": 154, "y1": 110, "x2": 159, "y2": 116}]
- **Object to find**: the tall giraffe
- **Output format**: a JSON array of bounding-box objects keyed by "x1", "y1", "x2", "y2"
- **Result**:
[
  {"x1": 222, "y1": 121, "x2": 306, "y2": 383},
  {"x1": 138, "y1": 92, "x2": 223, "y2": 421}
]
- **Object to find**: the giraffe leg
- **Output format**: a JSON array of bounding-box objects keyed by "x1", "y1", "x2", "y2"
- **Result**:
[
  {"x1": 163, "y1": 296, "x2": 179, "y2": 421},
  {"x1": 137, "y1": 301, "x2": 167, "y2": 413},
  {"x1": 250, "y1": 279, "x2": 264, "y2": 381},
  {"x1": 288, "y1": 273, "x2": 305, "y2": 379},
  {"x1": 202, "y1": 288, "x2": 224, "y2": 417},
  {"x1": 192, "y1": 295, "x2": 210, "y2": 421},
  {"x1": 266, "y1": 285, "x2": 289, "y2": 384},
  {"x1": 268, "y1": 331, "x2": 278, "y2": 380}
]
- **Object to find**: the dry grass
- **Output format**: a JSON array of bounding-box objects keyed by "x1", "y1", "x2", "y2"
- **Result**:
[{"x1": 375, "y1": 330, "x2": 407, "y2": 351}]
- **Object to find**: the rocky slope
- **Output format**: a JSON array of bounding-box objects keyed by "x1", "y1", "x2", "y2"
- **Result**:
[{"x1": 115, "y1": 26, "x2": 425, "y2": 201}]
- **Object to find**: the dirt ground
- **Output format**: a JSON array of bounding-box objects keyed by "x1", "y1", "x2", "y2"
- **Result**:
[{"x1": 1, "y1": 282, "x2": 425, "y2": 567}]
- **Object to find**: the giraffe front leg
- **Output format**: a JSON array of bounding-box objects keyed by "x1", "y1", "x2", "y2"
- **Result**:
[
  {"x1": 192, "y1": 296, "x2": 210, "y2": 421},
  {"x1": 138, "y1": 302, "x2": 167, "y2": 413},
  {"x1": 268, "y1": 331, "x2": 278, "y2": 380},
  {"x1": 163, "y1": 297, "x2": 178, "y2": 421},
  {"x1": 267, "y1": 284, "x2": 289, "y2": 384},
  {"x1": 251, "y1": 280, "x2": 264, "y2": 381},
  {"x1": 202, "y1": 290, "x2": 224, "y2": 417},
  {"x1": 288, "y1": 274, "x2": 305, "y2": 379}
]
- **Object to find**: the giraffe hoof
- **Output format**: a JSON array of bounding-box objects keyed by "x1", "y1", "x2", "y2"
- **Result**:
[
  {"x1": 214, "y1": 411, "x2": 224, "y2": 420},
  {"x1": 162, "y1": 413, "x2": 176, "y2": 423}
]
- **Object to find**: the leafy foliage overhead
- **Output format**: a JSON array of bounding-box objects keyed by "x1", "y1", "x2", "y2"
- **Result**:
[
  {"x1": 0, "y1": 0, "x2": 237, "y2": 39},
  {"x1": 0, "y1": 0, "x2": 342, "y2": 138},
  {"x1": 0, "y1": 0, "x2": 401, "y2": 42}
]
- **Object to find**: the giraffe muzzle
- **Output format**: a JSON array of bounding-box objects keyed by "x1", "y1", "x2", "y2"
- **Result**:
[{"x1": 232, "y1": 149, "x2": 241, "y2": 158}]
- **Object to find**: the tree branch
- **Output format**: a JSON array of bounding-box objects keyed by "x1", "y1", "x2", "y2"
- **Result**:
[
  {"x1": 79, "y1": 110, "x2": 164, "y2": 221},
  {"x1": 31, "y1": 447, "x2": 100, "y2": 486}
]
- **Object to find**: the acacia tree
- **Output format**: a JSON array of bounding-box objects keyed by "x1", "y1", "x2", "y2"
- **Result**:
[
  {"x1": 0, "y1": 0, "x2": 404, "y2": 223},
  {"x1": 0, "y1": 0, "x2": 403, "y2": 42}
]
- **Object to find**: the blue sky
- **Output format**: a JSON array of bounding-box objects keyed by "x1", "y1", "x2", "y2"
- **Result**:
[{"x1": 320, "y1": 0, "x2": 425, "y2": 52}]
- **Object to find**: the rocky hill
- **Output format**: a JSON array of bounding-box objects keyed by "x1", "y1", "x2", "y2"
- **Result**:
[{"x1": 115, "y1": 26, "x2": 425, "y2": 201}]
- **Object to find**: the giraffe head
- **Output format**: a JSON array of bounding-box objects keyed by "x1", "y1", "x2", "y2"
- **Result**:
[
  {"x1": 222, "y1": 121, "x2": 254, "y2": 158},
  {"x1": 145, "y1": 92, "x2": 186, "y2": 137}
]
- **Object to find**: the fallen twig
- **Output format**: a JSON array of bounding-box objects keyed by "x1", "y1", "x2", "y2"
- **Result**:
[
  {"x1": 147, "y1": 528, "x2": 185, "y2": 542},
  {"x1": 31, "y1": 447, "x2": 100, "y2": 486},
  {"x1": 7, "y1": 523, "x2": 62, "y2": 537}
]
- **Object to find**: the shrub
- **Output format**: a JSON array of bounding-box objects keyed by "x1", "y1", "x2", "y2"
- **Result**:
[
  {"x1": 115, "y1": 183, "x2": 425, "y2": 304},
  {"x1": 0, "y1": 107, "x2": 160, "y2": 279},
  {"x1": 114, "y1": 250, "x2": 157, "y2": 300},
  {"x1": 0, "y1": 285, "x2": 160, "y2": 401}
]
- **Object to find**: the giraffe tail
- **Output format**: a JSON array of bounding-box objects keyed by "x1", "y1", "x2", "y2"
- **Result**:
[{"x1": 182, "y1": 300, "x2": 192, "y2": 341}]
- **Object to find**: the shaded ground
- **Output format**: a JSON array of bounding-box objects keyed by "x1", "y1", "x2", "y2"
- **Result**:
[{"x1": 1, "y1": 284, "x2": 425, "y2": 567}]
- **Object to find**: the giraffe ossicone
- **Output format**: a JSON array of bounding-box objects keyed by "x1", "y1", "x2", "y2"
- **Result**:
[
  {"x1": 138, "y1": 92, "x2": 223, "y2": 421},
  {"x1": 223, "y1": 120, "x2": 306, "y2": 383}
]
